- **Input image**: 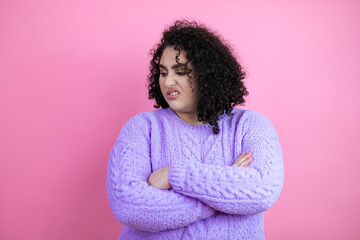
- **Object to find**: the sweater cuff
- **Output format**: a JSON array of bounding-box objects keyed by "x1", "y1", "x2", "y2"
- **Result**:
[
  {"x1": 169, "y1": 163, "x2": 215, "y2": 219},
  {"x1": 168, "y1": 163, "x2": 186, "y2": 192},
  {"x1": 198, "y1": 200, "x2": 216, "y2": 219}
]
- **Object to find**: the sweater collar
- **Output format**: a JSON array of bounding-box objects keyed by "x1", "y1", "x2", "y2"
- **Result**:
[{"x1": 162, "y1": 107, "x2": 213, "y2": 132}]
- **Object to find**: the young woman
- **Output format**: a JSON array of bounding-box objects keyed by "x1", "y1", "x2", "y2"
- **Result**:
[{"x1": 106, "y1": 20, "x2": 284, "y2": 240}]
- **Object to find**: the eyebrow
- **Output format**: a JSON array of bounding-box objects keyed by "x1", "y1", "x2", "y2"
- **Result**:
[{"x1": 159, "y1": 63, "x2": 186, "y2": 70}]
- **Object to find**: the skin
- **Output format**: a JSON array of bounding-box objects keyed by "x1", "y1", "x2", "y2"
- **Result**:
[
  {"x1": 147, "y1": 46, "x2": 253, "y2": 190},
  {"x1": 158, "y1": 46, "x2": 203, "y2": 125}
]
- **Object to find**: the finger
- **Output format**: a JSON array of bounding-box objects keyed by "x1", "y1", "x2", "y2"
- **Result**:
[
  {"x1": 236, "y1": 152, "x2": 250, "y2": 162},
  {"x1": 232, "y1": 152, "x2": 252, "y2": 167},
  {"x1": 238, "y1": 156, "x2": 253, "y2": 166},
  {"x1": 232, "y1": 153, "x2": 245, "y2": 166},
  {"x1": 236, "y1": 152, "x2": 252, "y2": 163},
  {"x1": 242, "y1": 152, "x2": 252, "y2": 158},
  {"x1": 236, "y1": 152, "x2": 245, "y2": 160},
  {"x1": 238, "y1": 157, "x2": 253, "y2": 167},
  {"x1": 238, "y1": 160, "x2": 251, "y2": 168},
  {"x1": 232, "y1": 156, "x2": 252, "y2": 167}
]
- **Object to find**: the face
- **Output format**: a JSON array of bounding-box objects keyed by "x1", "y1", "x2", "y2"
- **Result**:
[{"x1": 159, "y1": 46, "x2": 198, "y2": 117}]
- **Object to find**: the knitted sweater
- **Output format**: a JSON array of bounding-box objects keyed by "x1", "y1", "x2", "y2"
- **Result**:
[{"x1": 106, "y1": 107, "x2": 284, "y2": 240}]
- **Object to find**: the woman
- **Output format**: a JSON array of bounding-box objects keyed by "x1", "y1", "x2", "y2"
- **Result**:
[{"x1": 106, "y1": 20, "x2": 284, "y2": 240}]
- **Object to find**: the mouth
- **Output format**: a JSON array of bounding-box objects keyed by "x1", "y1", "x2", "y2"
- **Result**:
[
  {"x1": 166, "y1": 88, "x2": 179, "y2": 95},
  {"x1": 166, "y1": 89, "x2": 180, "y2": 96},
  {"x1": 166, "y1": 89, "x2": 180, "y2": 99},
  {"x1": 168, "y1": 91, "x2": 179, "y2": 96}
]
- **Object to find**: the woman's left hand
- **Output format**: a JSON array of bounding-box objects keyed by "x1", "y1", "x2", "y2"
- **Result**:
[{"x1": 147, "y1": 166, "x2": 172, "y2": 190}]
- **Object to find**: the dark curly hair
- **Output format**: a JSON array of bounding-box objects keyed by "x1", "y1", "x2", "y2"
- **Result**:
[{"x1": 147, "y1": 20, "x2": 248, "y2": 134}]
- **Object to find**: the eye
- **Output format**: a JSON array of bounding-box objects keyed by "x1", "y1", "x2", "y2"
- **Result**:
[
  {"x1": 160, "y1": 72, "x2": 167, "y2": 77},
  {"x1": 177, "y1": 72, "x2": 186, "y2": 76}
]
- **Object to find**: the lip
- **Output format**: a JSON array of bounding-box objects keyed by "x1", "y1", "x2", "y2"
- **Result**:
[
  {"x1": 166, "y1": 89, "x2": 180, "y2": 100},
  {"x1": 166, "y1": 89, "x2": 179, "y2": 95}
]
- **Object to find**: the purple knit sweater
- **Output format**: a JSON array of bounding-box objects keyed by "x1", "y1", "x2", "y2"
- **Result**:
[{"x1": 106, "y1": 107, "x2": 284, "y2": 240}]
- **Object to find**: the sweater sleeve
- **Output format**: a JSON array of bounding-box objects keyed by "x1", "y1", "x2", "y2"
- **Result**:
[
  {"x1": 168, "y1": 110, "x2": 284, "y2": 215},
  {"x1": 106, "y1": 114, "x2": 215, "y2": 233}
]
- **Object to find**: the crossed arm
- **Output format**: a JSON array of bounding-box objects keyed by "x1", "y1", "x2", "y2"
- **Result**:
[
  {"x1": 107, "y1": 111, "x2": 284, "y2": 232},
  {"x1": 107, "y1": 141, "x2": 253, "y2": 233},
  {"x1": 106, "y1": 140, "x2": 216, "y2": 233},
  {"x1": 147, "y1": 152, "x2": 253, "y2": 189},
  {"x1": 148, "y1": 111, "x2": 284, "y2": 216}
]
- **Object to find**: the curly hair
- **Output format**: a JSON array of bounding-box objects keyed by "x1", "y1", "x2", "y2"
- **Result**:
[{"x1": 147, "y1": 20, "x2": 248, "y2": 134}]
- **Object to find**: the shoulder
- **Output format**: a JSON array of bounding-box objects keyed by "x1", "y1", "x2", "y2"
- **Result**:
[
  {"x1": 116, "y1": 109, "x2": 161, "y2": 140},
  {"x1": 235, "y1": 109, "x2": 272, "y2": 126},
  {"x1": 118, "y1": 108, "x2": 171, "y2": 138},
  {"x1": 229, "y1": 108, "x2": 277, "y2": 138},
  {"x1": 122, "y1": 108, "x2": 165, "y2": 128},
  {"x1": 223, "y1": 108, "x2": 271, "y2": 126}
]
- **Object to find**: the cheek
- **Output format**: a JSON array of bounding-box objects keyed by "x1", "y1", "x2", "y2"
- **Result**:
[
  {"x1": 159, "y1": 81, "x2": 168, "y2": 98},
  {"x1": 159, "y1": 79, "x2": 165, "y2": 91}
]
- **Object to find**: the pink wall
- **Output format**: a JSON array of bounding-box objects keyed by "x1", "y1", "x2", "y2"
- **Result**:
[{"x1": 1, "y1": 0, "x2": 359, "y2": 239}]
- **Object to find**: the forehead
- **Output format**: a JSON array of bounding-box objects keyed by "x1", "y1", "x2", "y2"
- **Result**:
[{"x1": 160, "y1": 46, "x2": 189, "y2": 66}]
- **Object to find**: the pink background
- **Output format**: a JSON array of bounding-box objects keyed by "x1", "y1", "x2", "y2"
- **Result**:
[{"x1": 1, "y1": 0, "x2": 359, "y2": 239}]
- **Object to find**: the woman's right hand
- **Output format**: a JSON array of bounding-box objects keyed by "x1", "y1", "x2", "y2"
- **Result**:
[{"x1": 231, "y1": 152, "x2": 253, "y2": 167}]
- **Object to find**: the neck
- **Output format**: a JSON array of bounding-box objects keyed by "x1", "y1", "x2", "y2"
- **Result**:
[{"x1": 172, "y1": 109, "x2": 205, "y2": 125}]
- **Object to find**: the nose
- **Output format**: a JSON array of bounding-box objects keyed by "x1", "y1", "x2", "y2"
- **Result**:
[{"x1": 164, "y1": 72, "x2": 177, "y2": 87}]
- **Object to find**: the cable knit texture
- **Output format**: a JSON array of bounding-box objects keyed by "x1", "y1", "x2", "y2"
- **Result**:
[{"x1": 106, "y1": 107, "x2": 284, "y2": 240}]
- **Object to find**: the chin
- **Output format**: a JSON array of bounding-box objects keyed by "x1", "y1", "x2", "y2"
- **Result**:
[
  {"x1": 168, "y1": 104, "x2": 182, "y2": 111},
  {"x1": 169, "y1": 107, "x2": 182, "y2": 113}
]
